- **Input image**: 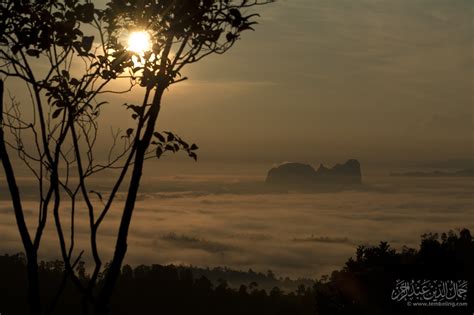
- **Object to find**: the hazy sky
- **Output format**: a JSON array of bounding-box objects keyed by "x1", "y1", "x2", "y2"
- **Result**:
[
  {"x1": 130, "y1": 0, "x2": 473, "y2": 166},
  {"x1": 4, "y1": 0, "x2": 474, "y2": 170}
]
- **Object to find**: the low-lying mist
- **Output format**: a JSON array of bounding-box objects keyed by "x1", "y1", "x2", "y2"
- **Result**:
[{"x1": 0, "y1": 174, "x2": 472, "y2": 279}]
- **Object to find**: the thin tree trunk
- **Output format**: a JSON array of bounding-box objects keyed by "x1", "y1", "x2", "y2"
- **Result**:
[
  {"x1": 25, "y1": 253, "x2": 41, "y2": 315},
  {"x1": 95, "y1": 86, "x2": 166, "y2": 314},
  {"x1": 0, "y1": 79, "x2": 41, "y2": 315}
]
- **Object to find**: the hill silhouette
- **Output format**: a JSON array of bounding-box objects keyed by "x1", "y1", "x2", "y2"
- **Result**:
[{"x1": 265, "y1": 159, "x2": 362, "y2": 191}]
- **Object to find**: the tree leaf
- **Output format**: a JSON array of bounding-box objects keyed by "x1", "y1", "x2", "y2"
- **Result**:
[
  {"x1": 165, "y1": 144, "x2": 175, "y2": 152},
  {"x1": 181, "y1": 141, "x2": 189, "y2": 149},
  {"x1": 226, "y1": 32, "x2": 238, "y2": 42},
  {"x1": 52, "y1": 108, "x2": 63, "y2": 119},
  {"x1": 70, "y1": 78, "x2": 80, "y2": 85},
  {"x1": 82, "y1": 36, "x2": 94, "y2": 52},
  {"x1": 26, "y1": 49, "x2": 41, "y2": 57},
  {"x1": 77, "y1": 3, "x2": 95, "y2": 23},
  {"x1": 61, "y1": 70, "x2": 70, "y2": 79},
  {"x1": 154, "y1": 132, "x2": 166, "y2": 142},
  {"x1": 189, "y1": 152, "x2": 198, "y2": 161},
  {"x1": 156, "y1": 147, "x2": 163, "y2": 159}
]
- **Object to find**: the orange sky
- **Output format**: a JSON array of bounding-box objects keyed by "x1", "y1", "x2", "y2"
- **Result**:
[{"x1": 3, "y1": 0, "x2": 473, "y2": 171}]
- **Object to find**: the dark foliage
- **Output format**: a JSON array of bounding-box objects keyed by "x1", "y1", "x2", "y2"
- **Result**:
[
  {"x1": 0, "y1": 228, "x2": 472, "y2": 314},
  {"x1": 314, "y1": 228, "x2": 474, "y2": 314},
  {"x1": 0, "y1": 254, "x2": 313, "y2": 315}
]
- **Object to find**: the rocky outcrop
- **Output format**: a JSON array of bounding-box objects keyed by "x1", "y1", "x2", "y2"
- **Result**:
[
  {"x1": 266, "y1": 163, "x2": 317, "y2": 188},
  {"x1": 265, "y1": 159, "x2": 362, "y2": 191}
]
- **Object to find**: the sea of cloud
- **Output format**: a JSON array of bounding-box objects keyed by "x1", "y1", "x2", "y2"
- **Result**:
[{"x1": 0, "y1": 175, "x2": 473, "y2": 279}]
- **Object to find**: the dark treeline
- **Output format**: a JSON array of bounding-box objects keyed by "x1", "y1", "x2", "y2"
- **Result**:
[
  {"x1": 176, "y1": 266, "x2": 315, "y2": 292},
  {"x1": 0, "y1": 228, "x2": 472, "y2": 314}
]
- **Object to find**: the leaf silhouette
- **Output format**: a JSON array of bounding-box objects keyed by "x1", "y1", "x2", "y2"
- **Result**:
[
  {"x1": 82, "y1": 36, "x2": 94, "y2": 52},
  {"x1": 52, "y1": 108, "x2": 63, "y2": 119}
]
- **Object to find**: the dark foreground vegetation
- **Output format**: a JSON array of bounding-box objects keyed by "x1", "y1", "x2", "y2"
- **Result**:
[{"x1": 1, "y1": 229, "x2": 472, "y2": 315}]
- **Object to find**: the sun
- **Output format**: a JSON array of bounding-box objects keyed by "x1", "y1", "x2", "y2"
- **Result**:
[{"x1": 127, "y1": 31, "x2": 152, "y2": 54}]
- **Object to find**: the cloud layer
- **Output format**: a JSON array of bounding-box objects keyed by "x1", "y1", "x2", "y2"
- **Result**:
[{"x1": 0, "y1": 175, "x2": 472, "y2": 279}]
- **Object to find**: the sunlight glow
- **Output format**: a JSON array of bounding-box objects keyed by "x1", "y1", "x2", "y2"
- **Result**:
[{"x1": 127, "y1": 31, "x2": 152, "y2": 54}]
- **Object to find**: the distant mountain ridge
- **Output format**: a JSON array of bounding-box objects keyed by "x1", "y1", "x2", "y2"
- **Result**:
[
  {"x1": 415, "y1": 158, "x2": 474, "y2": 169},
  {"x1": 390, "y1": 169, "x2": 474, "y2": 177},
  {"x1": 265, "y1": 159, "x2": 362, "y2": 191}
]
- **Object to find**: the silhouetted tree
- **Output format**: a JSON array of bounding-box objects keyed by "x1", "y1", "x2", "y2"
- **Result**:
[
  {"x1": 0, "y1": 0, "x2": 272, "y2": 314},
  {"x1": 0, "y1": 228, "x2": 472, "y2": 314},
  {"x1": 313, "y1": 228, "x2": 474, "y2": 315}
]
